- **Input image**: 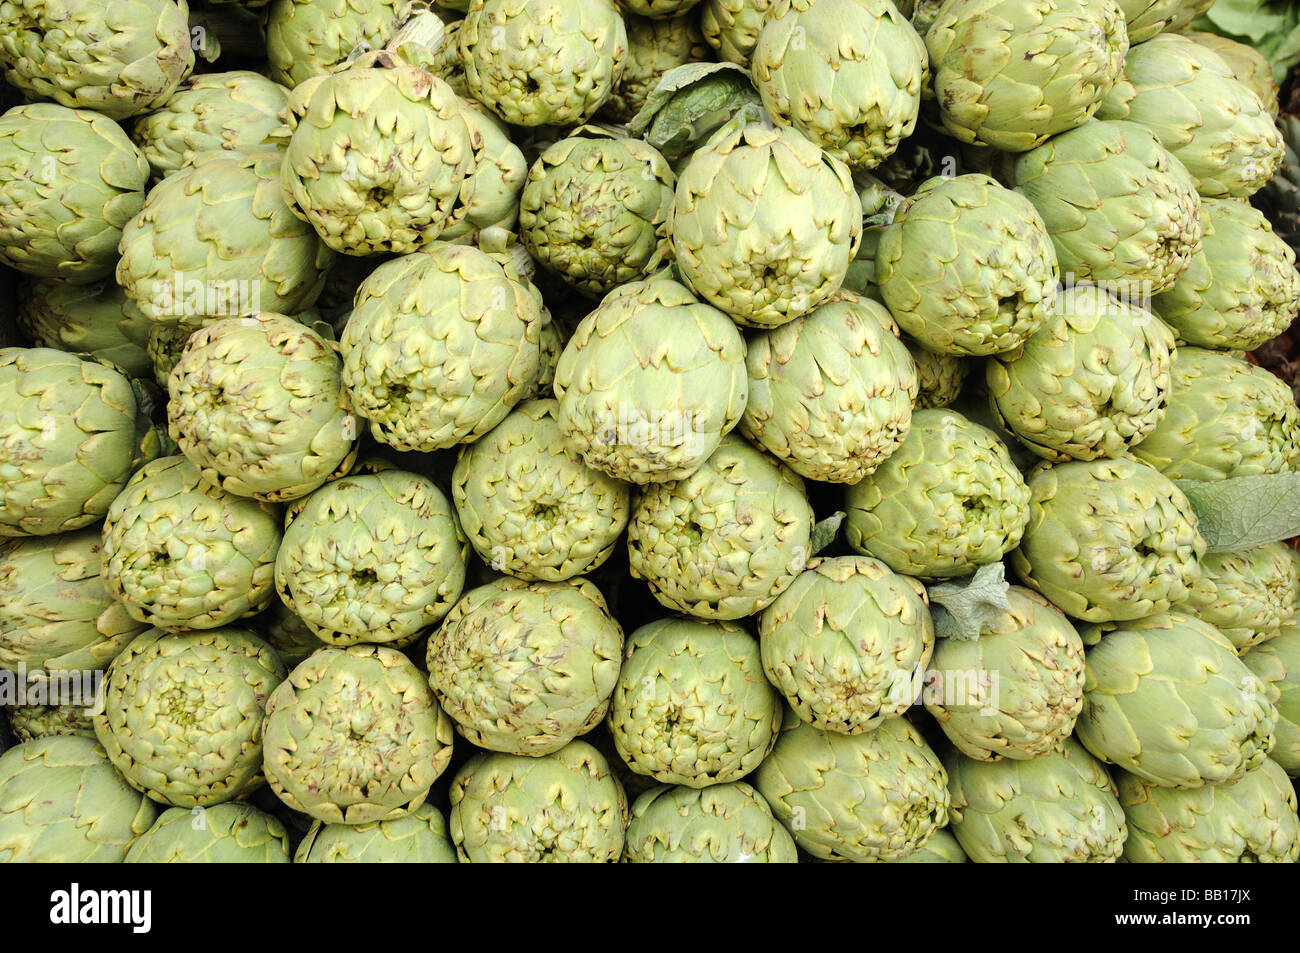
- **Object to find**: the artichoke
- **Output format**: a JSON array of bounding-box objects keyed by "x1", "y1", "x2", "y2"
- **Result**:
[
  {"x1": 448, "y1": 740, "x2": 628, "y2": 862},
  {"x1": 623, "y1": 782, "x2": 798, "y2": 862},
  {"x1": 125, "y1": 803, "x2": 291, "y2": 862},
  {"x1": 439, "y1": 103, "x2": 529, "y2": 243},
  {"x1": 1116, "y1": 0, "x2": 1183, "y2": 42},
  {"x1": 1010, "y1": 457, "x2": 1205, "y2": 623},
  {"x1": 274, "y1": 470, "x2": 468, "y2": 646},
  {"x1": 94, "y1": 627, "x2": 286, "y2": 807},
  {"x1": 6, "y1": 704, "x2": 95, "y2": 743},
  {"x1": 626, "y1": 433, "x2": 814, "y2": 620},
  {"x1": 264, "y1": 0, "x2": 413, "y2": 88},
  {"x1": 102, "y1": 456, "x2": 283, "y2": 631},
  {"x1": 891, "y1": 827, "x2": 967, "y2": 863},
  {"x1": 257, "y1": 599, "x2": 323, "y2": 670},
  {"x1": 699, "y1": 0, "x2": 779, "y2": 66},
  {"x1": 1183, "y1": 543, "x2": 1298, "y2": 653},
  {"x1": 1244, "y1": 628, "x2": 1300, "y2": 775},
  {"x1": 946, "y1": 739, "x2": 1127, "y2": 862},
  {"x1": 427, "y1": 576, "x2": 625, "y2": 756},
  {"x1": 1077, "y1": 612, "x2": 1277, "y2": 789},
  {"x1": 758, "y1": 556, "x2": 934, "y2": 734},
  {"x1": 671, "y1": 120, "x2": 863, "y2": 329},
  {"x1": 908, "y1": 341, "x2": 967, "y2": 409},
  {"x1": 845, "y1": 409, "x2": 1031, "y2": 580},
  {"x1": 608, "y1": 617, "x2": 781, "y2": 787},
  {"x1": 295, "y1": 803, "x2": 458, "y2": 862},
  {"x1": 263, "y1": 644, "x2": 456, "y2": 824},
  {"x1": 1185, "y1": 31, "x2": 1280, "y2": 120},
  {"x1": 627, "y1": 62, "x2": 766, "y2": 164},
  {"x1": 740, "y1": 290, "x2": 918, "y2": 484},
  {"x1": 0, "y1": 103, "x2": 150, "y2": 283},
  {"x1": 755, "y1": 712, "x2": 949, "y2": 862},
  {"x1": 622, "y1": 0, "x2": 703, "y2": 14},
  {"x1": 604, "y1": 11, "x2": 712, "y2": 122},
  {"x1": 16, "y1": 277, "x2": 154, "y2": 380},
  {"x1": 0, "y1": 348, "x2": 162, "y2": 537},
  {"x1": 875, "y1": 174, "x2": 1060, "y2": 357}
]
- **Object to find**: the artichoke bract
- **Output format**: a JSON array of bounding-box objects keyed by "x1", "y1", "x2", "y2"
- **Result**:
[
  {"x1": 986, "y1": 284, "x2": 1177, "y2": 462},
  {"x1": 1077, "y1": 612, "x2": 1277, "y2": 789},
  {"x1": 604, "y1": 11, "x2": 712, "y2": 122},
  {"x1": 1013, "y1": 120, "x2": 1203, "y2": 296},
  {"x1": 167, "y1": 314, "x2": 359, "y2": 502},
  {"x1": 264, "y1": 0, "x2": 413, "y2": 88},
  {"x1": 741, "y1": 290, "x2": 918, "y2": 484},
  {"x1": 1244, "y1": 629, "x2": 1300, "y2": 775},
  {"x1": 274, "y1": 470, "x2": 468, "y2": 646},
  {"x1": 116, "y1": 150, "x2": 335, "y2": 329},
  {"x1": 671, "y1": 121, "x2": 863, "y2": 329},
  {"x1": 440, "y1": 103, "x2": 529, "y2": 243},
  {"x1": 94, "y1": 628, "x2": 286, "y2": 807},
  {"x1": 1183, "y1": 543, "x2": 1298, "y2": 653},
  {"x1": 946, "y1": 739, "x2": 1127, "y2": 862},
  {"x1": 755, "y1": 712, "x2": 949, "y2": 862},
  {"x1": 758, "y1": 556, "x2": 934, "y2": 734},
  {"x1": 627, "y1": 434, "x2": 814, "y2": 620},
  {"x1": 1097, "y1": 33, "x2": 1283, "y2": 198},
  {"x1": 1151, "y1": 198, "x2": 1300, "y2": 351},
  {"x1": 0, "y1": 529, "x2": 148, "y2": 678},
  {"x1": 1010, "y1": 457, "x2": 1205, "y2": 623},
  {"x1": 1185, "y1": 31, "x2": 1280, "y2": 120},
  {"x1": 520, "y1": 128, "x2": 676, "y2": 298},
  {"x1": 427, "y1": 576, "x2": 625, "y2": 756},
  {"x1": 908, "y1": 340, "x2": 966, "y2": 409},
  {"x1": 923, "y1": 0, "x2": 1129, "y2": 152},
  {"x1": 0, "y1": 736, "x2": 157, "y2": 862},
  {"x1": 340, "y1": 244, "x2": 543, "y2": 453},
  {"x1": 295, "y1": 804, "x2": 458, "y2": 862},
  {"x1": 448, "y1": 739, "x2": 628, "y2": 862},
  {"x1": 453, "y1": 400, "x2": 629, "y2": 581},
  {"x1": 0, "y1": 349, "x2": 163, "y2": 537},
  {"x1": 608, "y1": 617, "x2": 781, "y2": 786},
  {"x1": 0, "y1": 0, "x2": 193, "y2": 119},
  {"x1": 700, "y1": 0, "x2": 778, "y2": 66},
  {"x1": 552, "y1": 277, "x2": 748, "y2": 485},
  {"x1": 875, "y1": 174, "x2": 1059, "y2": 357},
  {"x1": 125, "y1": 803, "x2": 291, "y2": 863},
  {"x1": 926, "y1": 586, "x2": 1086, "y2": 761},
  {"x1": 102, "y1": 456, "x2": 283, "y2": 631},
  {"x1": 623, "y1": 782, "x2": 798, "y2": 863},
  {"x1": 0, "y1": 103, "x2": 150, "y2": 283},
  {"x1": 131, "y1": 71, "x2": 291, "y2": 180},
  {"x1": 1132, "y1": 348, "x2": 1300, "y2": 482},
  {"x1": 752, "y1": 0, "x2": 928, "y2": 170},
  {"x1": 1116, "y1": 0, "x2": 1182, "y2": 42},
  {"x1": 1119, "y1": 759, "x2": 1300, "y2": 862},
  {"x1": 459, "y1": 0, "x2": 629, "y2": 127},
  {"x1": 263, "y1": 644, "x2": 456, "y2": 825},
  {"x1": 845, "y1": 409, "x2": 1031, "y2": 580},
  {"x1": 17, "y1": 277, "x2": 154, "y2": 380},
  {"x1": 891, "y1": 827, "x2": 966, "y2": 863},
  {"x1": 628, "y1": 62, "x2": 766, "y2": 165}
]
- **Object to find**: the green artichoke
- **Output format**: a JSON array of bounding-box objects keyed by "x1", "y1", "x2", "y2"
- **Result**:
[
  {"x1": 440, "y1": 103, "x2": 529, "y2": 243},
  {"x1": 699, "y1": 0, "x2": 779, "y2": 66},
  {"x1": 755, "y1": 712, "x2": 949, "y2": 862},
  {"x1": 986, "y1": 284, "x2": 1177, "y2": 462},
  {"x1": 890, "y1": 827, "x2": 967, "y2": 863},
  {"x1": 627, "y1": 62, "x2": 766, "y2": 165},
  {"x1": 16, "y1": 277, "x2": 154, "y2": 380},
  {"x1": 758, "y1": 556, "x2": 934, "y2": 734},
  {"x1": 295, "y1": 803, "x2": 458, "y2": 862},
  {"x1": 448, "y1": 739, "x2": 628, "y2": 862},
  {"x1": 925, "y1": 586, "x2": 1086, "y2": 761},
  {"x1": 740, "y1": 290, "x2": 918, "y2": 484},
  {"x1": 6, "y1": 704, "x2": 95, "y2": 743},
  {"x1": 908, "y1": 340, "x2": 966, "y2": 409},
  {"x1": 626, "y1": 434, "x2": 814, "y2": 620},
  {"x1": 125, "y1": 803, "x2": 291, "y2": 862},
  {"x1": 167, "y1": 314, "x2": 358, "y2": 502},
  {"x1": 1097, "y1": 33, "x2": 1283, "y2": 198},
  {"x1": 257, "y1": 599, "x2": 323, "y2": 670},
  {"x1": 671, "y1": 120, "x2": 863, "y2": 329},
  {"x1": 263, "y1": 644, "x2": 456, "y2": 824},
  {"x1": 274, "y1": 470, "x2": 468, "y2": 646},
  {"x1": 1077, "y1": 612, "x2": 1277, "y2": 788},
  {"x1": 1185, "y1": 31, "x2": 1280, "y2": 120},
  {"x1": 608, "y1": 617, "x2": 781, "y2": 786},
  {"x1": 622, "y1": 0, "x2": 703, "y2": 14},
  {"x1": 1011, "y1": 458, "x2": 1205, "y2": 623},
  {"x1": 923, "y1": 0, "x2": 1129, "y2": 152},
  {"x1": 875, "y1": 174, "x2": 1059, "y2": 357},
  {"x1": 0, "y1": 736, "x2": 157, "y2": 861},
  {"x1": 0, "y1": 348, "x2": 163, "y2": 537},
  {"x1": 340, "y1": 244, "x2": 544, "y2": 452},
  {"x1": 1119, "y1": 758, "x2": 1300, "y2": 862},
  {"x1": 0, "y1": 0, "x2": 193, "y2": 119},
  {"x1": 452, "y1": 400, "x2": 631, "y2": 582},
  {"x1": 264, "y1": 0, "x2": 413, "y2": 88},
  {"x1": 552, "y1": 277, "x2": 748, "y2": 485},
  {"x1": 1132, "y1": 347, "x2": 1300, "y2": 482},
  {"x1": 520, "y1": 128, "x2": 676, "y2": 298},
  {"x1": 1013, "y1": 119, "x2": 1203, "y2": 295},
  {"x1": 1183, "y1": 543, "x2": 1298, "y2": 653},
  {"x1": 1116, "y1": 0, "x2": 1183, "y2": 42},
  {"x1": 427, "y1": 576, "x2": 625, "y2": 755},
  {"x1": 752, "y1": 0, "x2": 928, "y2": 170},
  {"x1": 604, "y1": 11, "x2": 712, "y2": 122},
  {"x1": 95, "y1": 627, "x2": 285, "y2": 807},
  {"x1": 0, "y1": 103, "x2": 150, "y2": 283},
  {"x1": 623, "y1": 782, "x2": 798, "y2": 862},
  {"x1": 845, "y1": 409, "x2": 1031, "y2": 579},
  {"x1": 946, "y1": 739, "x2": 1127, "y2": 862},
  {"x1": 1244, "y1": 628, "x2": 1300, "y2": 775},
  {"x1": 459, "y1": 0, "x2": 629, "y2": 127}
]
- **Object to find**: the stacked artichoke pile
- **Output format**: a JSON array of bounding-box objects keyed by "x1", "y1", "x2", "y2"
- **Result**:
[{"x1": 1, "y1": 0, "x2": 1300, "y2": 864}]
